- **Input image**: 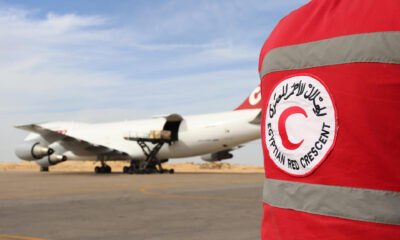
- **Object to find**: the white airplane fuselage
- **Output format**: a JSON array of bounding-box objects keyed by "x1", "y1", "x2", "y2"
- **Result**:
[
  {"x1": 20, "y1": 109, "x2": 261, "y2": 162},
  {"x1": 16, "y1": 84, "x2": 263, "y2": 171}
]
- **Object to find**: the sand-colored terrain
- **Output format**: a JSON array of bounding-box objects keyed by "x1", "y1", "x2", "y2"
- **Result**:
[{"x1": 0, "y1": 161, "x2": 264, "y2": 173}]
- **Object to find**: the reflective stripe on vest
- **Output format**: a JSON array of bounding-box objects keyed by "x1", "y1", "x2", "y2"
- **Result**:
[
  {"x1": 259, "y1": 31, "x2": 400, "y2": 79},
  {"x1": 263, "y1": 178, "x2": 400, "y2": 225}
]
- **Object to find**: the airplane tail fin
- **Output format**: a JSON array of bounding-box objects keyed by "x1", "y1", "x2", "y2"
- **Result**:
[{"x1": 234, "y1": 85, "x2": 262, "y2": 111}]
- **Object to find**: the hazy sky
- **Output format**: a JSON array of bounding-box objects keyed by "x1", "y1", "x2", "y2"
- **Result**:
[{"x1": 0, "y1": 0, "x2": 309, "y2": 165}]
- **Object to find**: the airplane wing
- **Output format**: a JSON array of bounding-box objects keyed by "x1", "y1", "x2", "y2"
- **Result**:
[{"x1": 15, "y1": 124, "x2": 128, "y2": 158}]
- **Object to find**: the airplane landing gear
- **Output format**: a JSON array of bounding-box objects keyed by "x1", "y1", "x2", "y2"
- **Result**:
[
  {"x1": 123, "y1": 164, "x2": 174, "y2": 174},
  {"x1": 123, "y1": 164, "x2": 137, "y2": 174},
  {"x1": 94, "y1": 165, "x2": 111, "y2": 174},
  {"x1": 40, "y1": 166, "x2": 49, "y2": 172},
  {"x1": 123, "y1": 160, "x2": 169, "y2": 174},
  {"x1": 94, "y1": 156, "x2": 112, "y2": 174}
]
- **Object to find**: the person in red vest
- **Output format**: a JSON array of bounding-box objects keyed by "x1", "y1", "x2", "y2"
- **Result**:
[{"x1": 259, "y1": 0, "x2": 400, "y2": 239}]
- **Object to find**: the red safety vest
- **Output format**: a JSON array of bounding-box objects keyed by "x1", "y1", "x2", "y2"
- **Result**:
[{"x1": 260, "y1": 0, "x2": 400, "y2": 239}]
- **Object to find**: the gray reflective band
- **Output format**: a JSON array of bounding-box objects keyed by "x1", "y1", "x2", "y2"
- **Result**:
[
  {"x1": 263, "y1": 178, "x2": 400, "y2": 225},
  {"x1": 259, "y1": 31, "x2": 400, "y2": 79}
]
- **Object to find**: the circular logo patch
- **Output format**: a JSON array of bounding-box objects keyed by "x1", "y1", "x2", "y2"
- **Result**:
[{"x1": 264, "y1": 75, "x2": 338, "y2": 176}]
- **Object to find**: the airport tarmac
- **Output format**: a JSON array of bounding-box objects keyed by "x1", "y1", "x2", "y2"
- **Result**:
[{"x1": 0, "y1": 171, "x2": 264, "y2": 240}]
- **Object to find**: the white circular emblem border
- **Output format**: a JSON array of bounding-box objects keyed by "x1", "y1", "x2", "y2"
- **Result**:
[{"x1": 263, "y1": 74, "x2": 338, "y2": 177}]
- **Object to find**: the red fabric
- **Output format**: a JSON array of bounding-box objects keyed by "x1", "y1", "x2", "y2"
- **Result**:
[
  {"x1": 261, "y1": 63, "x2": 400, "y2": 192},
  {"x1": 260, "y1": 0, "x2": 400, "y2": 239},
  {"x1": 258, "y1": 0, "x2": 400, "y2": 72},
  {"x1": 262, "y1": 203, "x2": 400, "y2": 240}
]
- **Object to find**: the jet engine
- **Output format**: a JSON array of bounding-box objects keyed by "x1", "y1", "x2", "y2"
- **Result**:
[
  {"x1": 201, "y1": 150, "x2": 233, "y2": 162},
  {"x1": 34, "y1": 154, "x2": 67, "y2": 168},
  {"x1": 15, "y1": 142, "x2": 54, "y2": 161}
]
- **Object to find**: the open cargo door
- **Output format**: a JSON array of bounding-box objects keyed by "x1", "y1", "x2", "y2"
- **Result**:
[{"x1": 161, "y1": 114, "x2": 183, "y2": 141}]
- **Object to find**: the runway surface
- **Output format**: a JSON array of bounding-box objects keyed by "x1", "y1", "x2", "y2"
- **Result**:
[{"x1": 0, "y1": 171, "x2": 264, "y2": 240}]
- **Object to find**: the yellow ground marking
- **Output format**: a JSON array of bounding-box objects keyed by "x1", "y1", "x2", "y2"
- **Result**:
[
  {"x1": 0, "y1": 234, "x2": 47, "y2": 240},
  {"x1": 140, "y1": 180, "x2": 263, "y2": 202}
]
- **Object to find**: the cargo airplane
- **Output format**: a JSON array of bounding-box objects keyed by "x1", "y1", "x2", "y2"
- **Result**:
[{"x1": 15, "y1": 86, "x2": 262, "y2": 173}]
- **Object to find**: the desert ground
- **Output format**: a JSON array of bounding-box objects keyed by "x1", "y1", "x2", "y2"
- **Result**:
[{"x1": 0, "y1": 161, "x2": 264, "y2": 173}]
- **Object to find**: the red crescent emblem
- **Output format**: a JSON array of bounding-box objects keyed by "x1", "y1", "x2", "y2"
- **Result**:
[{"x1": 278, "y1": 106, "x2": 308, "y2": 150}]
